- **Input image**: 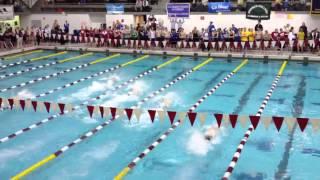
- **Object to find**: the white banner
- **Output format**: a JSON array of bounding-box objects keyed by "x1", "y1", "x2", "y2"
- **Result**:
[{"x1": 0, "y1": 6, "x2": 14, "y2": 21}]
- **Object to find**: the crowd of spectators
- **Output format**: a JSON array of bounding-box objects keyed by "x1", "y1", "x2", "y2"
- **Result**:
[{"x1": 1, "y1": 17, "x2": 319, "y2": 53}]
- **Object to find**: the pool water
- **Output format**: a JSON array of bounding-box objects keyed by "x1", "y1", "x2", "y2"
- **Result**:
[{"x1": 0, "y1": 50, "x2": 319, "y2": 180}]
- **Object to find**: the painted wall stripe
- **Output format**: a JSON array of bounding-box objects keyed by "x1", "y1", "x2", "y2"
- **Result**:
[
  {"x1": 11, "y1": 57, "x2": 209, "y2": 179},
  {"x1": 114, "y1": 59, "x2": 248, "y2": 180},
  {"x1": 222, "y1": 61, "x2": 288, "y2": 180}
]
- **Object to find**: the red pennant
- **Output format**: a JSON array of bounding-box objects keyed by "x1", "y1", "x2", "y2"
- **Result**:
[
  {"x1": 31, "y1": 101, "x2": 38, "y2": 112},
  {"x1": 272, "y1": 116, "x2": 284, "y2": 131},
  {"x1": 44, "y1": 102, "x2": 51, "y2": 113},
  {"x1": 167, "y1": 111, "x2": 177, "y2": 125},
  {"x1": 229, "y1": 114, "x2": 238, "y2": 128},
  {"x1": 8, "y1": 98, "x2": 14, "y2": 110},
  {"x1": 214, "y1": 113, "x2": 223, "y2": 127},
  {"x1": 297, "y1": 118, "x2": 309, "y2": 132},
  {"x1": 110, "y1": 107, "x2": 117, "y2": 119},
  {"x1": 20, "y1": 100, "x2": 26, "y2": 111},
  {"x1": 188, "y1": 112, "x2": 197, "y2": 126},
  {"x1": 99, "y1": 106, "x2": 104, "y2": 118},
  {"x1": 249, "y1": 115, "x2": 260, "y2": 129},
  {"x1": 87, "y1": 105, "x2": 95, "y2": 118},
  {"x1": 0, "y1": 98, "x2": 2, "y2": 108},
  {"x1": 58, "y1": 103, "x2": 65, "y2": 114},
  {"x1": 148, "y1": 110, "x2": 156, "y2": 123},
  {"x1": 125, "y1": 108, "x2": 133, "y2": 121}
]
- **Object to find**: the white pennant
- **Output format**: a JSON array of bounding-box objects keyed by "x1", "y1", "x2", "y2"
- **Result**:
[
  {"x1": 163, "y1": 40, "x2": 167, "y2": 47},
  {"x1": 271, "y1": 41, "x2": 276, "y2": 47},
  {"x1": 257, "y1": 41, "x2": 261, "y2": 48},
  {"x1": 178, "y1": 111, "x2": 187, "y2": 124},
  {"x1": 90, "y1": 37, "x2": 94, "y2": 43},
  {"x1": 177, "y1": 41, "x2": 181, "y2": 47},
  {"x1": 103, "y1": 107, "x2": 110, "y2": 118},
  {"x1": 222, "y1": 114, "x2": 229, "y2": 127},
  {"x1": 280, "y1": 41, "x2": 285, "y2": 48},
  {"x1": 51, "y1": 103, "x2": 57, "y2": 112},
  {"x1": 285, "y1": 117, "x2": 295, "y2": 132},
  {"x1": 239, "y1": 115, "x2": 247, "y2": 128},
  {"x1": 218, "y1": 41, "x2": 223, "y2": 48},
  {"x1": 66, "y1": 104, "x2": 73, "y2": 113},
  {"x1": 147, "y1": 40, "x2": 151, "y2": 46},
  {"x1": 262, "y1": 116, "x2": 272, "y2": 130},
  {"x1": 125, "y1": 39, "x2": 128, "y2": 46},
  {"x1": 134, "y1": 109, "x2": 142, "y2": 122},
  {"x1": 101, "y1": 38, "x2": 105, "y2": 43},
  {"x1": 116, "y1": 108, "x2": 124, "y2": 118},
  {"x1": 264, "y1": 41, "x2": 269, "y2": 48},
  {"x1": 25, "y1": 100, "x2": 32, "y2": 110},
  {"x1": 14, "y1": 98, "x2": 20, "y2": 109},
  {"x1": 249, "y1": 41, "x2": 253, "y2": 48},
  {"x1": 226, "y1": 42, "x2": 230, "y2": 49},
  {"x1": 38, "y1": 101, "x2": 45, "y2": 112},
  {"x1": 204, "y1": 42, "x2": 208, "y2": 48},
  {"x1": 309, "y1": 40, "x2": 315, "y2": 46},
  {"x1": 108, "y1": 39, "x2": 112, "y2": 44},
  {"x1": 183, "y1": 41, "x2": 187, "y2": 47},
  {"x1": 157, "y1": 110, "x2": 165, "y2": 122},
  {"x1": 85, "y1": 36, "x2": 88, "y2": 43},
  {"x1": 195, "y1": 42, "x2": 200, "y2": 48},
  {"x1": 311, "y1": 119, "x2": 320, "y2": 133},
  {"x1": 155, "y1": 41, "x2": 159, "y2": 47},
  {"x1": 241, "y1": 42, "x2": 245, "y2": 48},
  {"x1": 198, "y1": 112, "x2": 207, "y2": 126}
]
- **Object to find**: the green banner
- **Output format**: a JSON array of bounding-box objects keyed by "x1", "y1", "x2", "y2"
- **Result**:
[{"x1": 246, "y1": 2, "x2": 271, "y2": 20}]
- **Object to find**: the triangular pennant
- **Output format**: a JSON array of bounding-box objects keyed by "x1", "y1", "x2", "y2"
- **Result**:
[
  {"x1": 188, "y1": 112, "x2": 197, "y2": 126},
  {"x1": 297, "y1": 118, "x2": 309, "y2": 132},
  {"x1": 103, "y1": 107, "x2": 110, "y2": 118},
  {"x1": 133, "y1": 108, "x2": 142, "y2": 121},
  {"x1": 51, "y1": 103, "x2": 58, "y2": 112},
  {"x1": 239, "y1": 115, "x2": 247, "y2": 128},
  {"x1": 249, "y1": 115, "x2": 260, "y2": 129},
  {"x1": 66, "y1": 104, "x2": 73, "y2": 112},
  {"x1": 8, "y1": 98, "x2": 14, "y2": 110},
  {"x1": 311, "y1": 119, "x2": 320, "y2": 132},
  {"x1": 229, "y1": 114, "x2": 238, "y2": 128},
  {"x1": 222, "y1": 114, "x2": 230, "y2": 127},
  {"x1": 87, "y1": 105, "x2": 95, "y2": 118},
  {"x1": 99, "y1": 106, "x2": 104, "y2": 118},
  {"x1": 25, "y1": 100, "x2": 32, "y2": 110},
  {"x1": 44, "y1": 102, "x2": 51, "y2": 113},
  {"x1": 157, "y1": 110, "x2": 165, "y2": 122},
  {"x1": 110, "y1": 107, "x2": 117, "y2": 119},
  {"x1": 198, "y1": 112, "x2": 207, "y2": 126},
  {"x1": 116, "y1": 108, "x2": 124, "y2": 118},
  {"x1": 125, "y1": 108, "x2": 133, "y2": 121},
  {"x1": 0, "y1": 97, "x2": 2, "y2": 108},
  {"x1": 214, "y1": 113, "x2": 223, "y2": 127},
  {"x1": 58, "y1": 103, "x2": 65, "y2": 114},
  {"x1": 38, "y1": 101, "x2": 45, "y2": 112},
  {"x1": 14, "y1": 98, "x2": 20, "y2": 109},
  {"x1": 262, "y1": 116, "x2": 272, "y2": 130},
  {"x1": 20, "y1": 99, "x2": 26, "y2": 111},
  {"x1": 178, "y1": 112, "x2": 187, "y2": 123},
  {"x1": 285, "y1": 117, "x2": 295, "y2": 131},
  {"x1": 148, "y1": 110, "x2": 156, "y2": 123},
  {"x1": 273, "y1": 116, "x2": 284, "y2": 132},
  {"x1": 31, "y1": 101, "x2": 38, "y2": 112},
  {"x1": 167, "y1": 111, "x2": 176, "y2": 125}
]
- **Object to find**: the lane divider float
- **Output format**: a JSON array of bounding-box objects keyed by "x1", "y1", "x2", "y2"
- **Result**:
[
  {"x1": 0, "y1": 53, "x2": 93, "y2": 80},
  {"x1": 0, "y1": 54, "x2": 121, "y2": 93},
  {"x1": 114, "y1": 59, "x2": 249, "y2": 180},
  {"x1": 222, "y1": 61, "x2": 288, "y2": 180},
  {"x1": 2, "y1": 50, "x2": 43, "y2": 60},
  {"x1": 0, "y1": 55, "x2": 162, "y2": 143},
  {"x1": 11, "y1": 57, "x2": 215, "y2": 179},
  {"x1": 0, "y1": 51, "x2": 67, "y2": 69}
]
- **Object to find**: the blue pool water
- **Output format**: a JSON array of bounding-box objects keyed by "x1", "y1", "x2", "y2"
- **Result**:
[{"x1": 0, "y1": 50, "x2": 319, "y2": 180}]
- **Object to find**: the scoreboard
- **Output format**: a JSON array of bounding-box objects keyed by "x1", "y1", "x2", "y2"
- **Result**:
[{"x1": 311, "y1": 0, "x2": 320, "y2": 14}]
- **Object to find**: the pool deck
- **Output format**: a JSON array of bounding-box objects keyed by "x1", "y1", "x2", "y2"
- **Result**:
[{"x1": 1, "y1": 45, "x2": 320, "y2": 62}]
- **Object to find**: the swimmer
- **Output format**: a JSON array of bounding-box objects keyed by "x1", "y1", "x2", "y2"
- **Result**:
[
  {"x1": 204, "y1": 126, "x2": 220, "y2": 141},
  {"x1": 162, "y1": 98, "x2": 172, "y2": 109},
  {"x1": 128, "y1": 85, "x2": 141, "y2": 96}
]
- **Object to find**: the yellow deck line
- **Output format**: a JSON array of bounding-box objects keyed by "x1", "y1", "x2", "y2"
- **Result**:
[
  {"x1": 89, "y1": 53, "x2": 121, "y2": 65},
  {"x1": 58, "y1": 53, "x2": 93, "y2": 63},
  {"x1": 192, "y1": 58, "x2": 214, "y2": 71},
  {"x1": 3, "y1": 50, "x2": 44, "y2": 60},
  {"x1": 120, "y1": 55, "x2": 149, "y2": 67},
  {"x1": 232, "y1": 59, "x2": 249, "y2": 73},
  {"x1": 30, "y1": 51, "x2": 67, "y2": 62},
  {"x1": 278, "y1": 61, "x2": 288, "y2": 76},
  {"x1": 11, "y1": 154, "x2": 56, "y2": 180},
  {"x1": 156, "y1": 56, "x2": 181, "y2": 69}
]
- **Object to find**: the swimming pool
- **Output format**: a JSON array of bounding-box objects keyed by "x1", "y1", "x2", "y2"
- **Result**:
[{"x1": 0, "y1": 50, "x2": 319, "y2": 180}]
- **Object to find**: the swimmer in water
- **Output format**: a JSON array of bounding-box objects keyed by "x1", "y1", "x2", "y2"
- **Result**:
[
  {"x1": 162, "y1": 98, "x2": 172, "y2": 109},
  {"x1": 128, "y1": 84, "x2": 141, "y2": 96},
  {"x1": 204, "y1": 126, "x2": 220, "y2": 141}
]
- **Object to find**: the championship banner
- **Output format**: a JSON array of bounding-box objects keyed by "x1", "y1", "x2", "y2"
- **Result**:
[
  {"x1": 106, "y1": 4, "x2": 124, "y2": 14},
  {"x1": 311, "y1": 0, "x2": 320, "y2": 14},
  {"x1": 208, "y1": 2, "x2": 231, "y2": 13},
  {"x1": 0, "y1": 5, "x2": 14, "y2": 21},
  {"x1": 246, "y1": 2, "x2": 271, "y2": 20},
  {"x1": 167, "y1": 3, "x2": 190, "y2": 18}
]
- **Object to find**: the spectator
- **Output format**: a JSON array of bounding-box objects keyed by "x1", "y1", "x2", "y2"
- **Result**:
[
  {"x1": 64, "y1": 21, "x2": 69, "y2": 34},
  {"x1": 288, "y1": 27, "x2": 296, "y2": 41},
  {"x1": 297, "y1": 27, "x2": 305, "y2": 51},
  {"x1": 255, "y1": 28, "x2": 263, "y2": 42},
  {"x1": 241, "y1": 28, "x2": 248, "y2": 42},
  {"x1": 300, "y1": 22, "x2": 308, "y2": 40},
  {"x1": 263, "y1": 30, "x2": 271, "y2": 41},
  {"x1": 254, "y1": 20, "x2": 263, "y2": 31},
  {"x1": 271, "y1": 29, "x2": 279, "y2": 41}
]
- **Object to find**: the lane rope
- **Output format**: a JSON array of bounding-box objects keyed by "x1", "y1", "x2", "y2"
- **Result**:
[
  {"x1": 0, "y1": 53, "x2": 93, "y2": 80},
  {"x1": 222, "y1": 61, "x2": 288, "y2": 180},
  {"x1": 11, "y1": 57, "x2": 214, "y2": 180},
  {"x1": 0, "y1": 54, "x2": 120, "y2": 93},
  {"x1": 0, "y1": 55, "x2": 167, "y2": 143},
  {"x1": 3, "y1": 50, "x2": 43, "y2": 60},
  {"x1": 0, "y1": 51, "x2": 67, "y2": 69},
  {"x1": 114, "y1": 59, "x2": 249, "y2": 180}
]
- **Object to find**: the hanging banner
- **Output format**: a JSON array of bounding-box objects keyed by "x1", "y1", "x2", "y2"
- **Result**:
[
  {"x1": 311, "y1": 0, "x2": 320, "y2": 14},
  {"x1": 208, "y1": 2, "x2": 231, "y2": 13},
  {"x1": 106, "y1": 4, "x2": 124, "y2": 14},
  {"x1": 167, "y1": 3, "x2": 190, "y2": 18},
  {"x1": 246, "y1": 2, "x2": 271, "y2": 20},
  {"x1": 0, "y1": 5, "x2": 14, "y2": 21}
]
